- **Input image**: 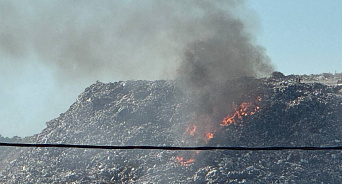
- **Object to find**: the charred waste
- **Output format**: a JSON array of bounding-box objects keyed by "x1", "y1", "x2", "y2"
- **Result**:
[
  {"x1": 1, "y1": 0, "x2": 342, "y2": 182},
  {"x1": 0, "y1": 73, "x2": 342, "y2": 183}
]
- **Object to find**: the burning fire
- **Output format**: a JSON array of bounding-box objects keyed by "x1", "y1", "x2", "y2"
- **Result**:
[
  {"x1": 221, "y1": 97, "x2": 261, "y2": 126},
  {"x1": 177, "y1": 96, "x2": 262, "y2": 166},
  {"x1": 205, "y1": 132, "x2": 213, "y2": 142},
  {"x1": 184, "y1": 120, "x2": 215, "y2": 143},
  {"x1": 186, "y1": 125, "x2": 197, "y2": 136},
  {"x1": 176, "y1": 156, "x2": 195, "y2": 166}
]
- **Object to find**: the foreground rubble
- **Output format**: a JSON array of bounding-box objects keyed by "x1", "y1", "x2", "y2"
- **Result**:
[{"x1": 1, "y1": 74, "x2": 342, "y2": 183}]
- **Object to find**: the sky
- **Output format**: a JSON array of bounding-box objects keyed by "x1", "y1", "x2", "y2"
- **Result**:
[
  {"x1": 0, "y1": 0, "x2": 341, "y2": 137},
  {"x1": 247, "y1": 0, "x2": 342, "y2": 74}
]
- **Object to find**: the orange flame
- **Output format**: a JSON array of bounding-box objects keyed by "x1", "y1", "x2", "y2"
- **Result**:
[
  {"x1": 258, "y1": 96, "x2": 262, "y2": 101},
  {"x1": 186, "y1": 125, "x2": 197, "y2": 136},
  {"x1": 177, "y1": 96, "x2": 262, "y2": 166},
  {"x1": 205, "y1": 132, "x2": 214, "y2": 142},
  {"x1": 176, "y1": 156, "x2": 195, "y2": 166},
  {"x1": 221, "y1": 97, "x2": 261, "y2": 126}
]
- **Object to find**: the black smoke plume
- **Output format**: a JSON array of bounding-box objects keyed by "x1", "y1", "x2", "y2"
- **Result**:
[
  {"x1": 0, "y1": 0, "x2": 273, "y2": 136},
  {"x1": 1, "y1": 0, "x2": 272, "y2": 82},
  {"x1": 176, "y1": 1, "x2": 273, "y2": 119}
]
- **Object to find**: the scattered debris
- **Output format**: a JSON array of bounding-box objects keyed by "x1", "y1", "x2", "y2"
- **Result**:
[{"x1": 1, "y1": 74, "x2": 342, "y2": 183}]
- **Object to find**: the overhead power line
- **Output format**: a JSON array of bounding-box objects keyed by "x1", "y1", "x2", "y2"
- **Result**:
[{"x1": 1, "y1": 142, "x2": 342, "y2": 151}]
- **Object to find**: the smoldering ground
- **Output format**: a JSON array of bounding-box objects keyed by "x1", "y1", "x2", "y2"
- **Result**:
[{"x1": 0, "y1": 0, "x2": 273, "y2": 136}]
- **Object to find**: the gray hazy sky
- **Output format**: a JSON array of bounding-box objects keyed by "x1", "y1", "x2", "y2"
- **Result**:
[{"x1": 0, "y1": 0, "x2": 341, "y2": 137}]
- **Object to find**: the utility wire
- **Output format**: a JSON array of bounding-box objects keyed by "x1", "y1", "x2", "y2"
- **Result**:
[{"x1": 1, "y1": 142, "x2": 342, "y2": 151}]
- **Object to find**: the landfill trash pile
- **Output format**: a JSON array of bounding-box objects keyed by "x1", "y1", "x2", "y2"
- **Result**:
[{"x1": 1, "y1": 74, "x2": 342, "y2": 183}]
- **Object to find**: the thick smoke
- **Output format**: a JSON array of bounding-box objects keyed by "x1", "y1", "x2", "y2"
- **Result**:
[
  {"x1": 1, "y1": 0, "x2": 272, "y2": 81},
  {"x1": 0, "y1": 0, "x2": 273, "y2": 136},
  {"x1": 176, "y1": 1, "x2": 273, "y2": 119}
]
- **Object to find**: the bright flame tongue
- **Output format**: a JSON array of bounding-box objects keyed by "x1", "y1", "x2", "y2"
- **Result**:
[
  {"x1": 205, "y1": 132, "x2": 213, "y2": 142},
  {"x1": 177, "y1": 96, "x2": 261, "y2": 166},
  {"x1": 176, "y1": 156, "x2": 195, "y2": 166},
  {"x1": 221, "y1": 98, "x2": 260, "y2": 126}
]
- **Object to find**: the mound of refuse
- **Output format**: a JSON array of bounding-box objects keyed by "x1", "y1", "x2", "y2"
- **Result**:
[{"x1": 1, "y1": 75, "x2": 342, "y2": 183}]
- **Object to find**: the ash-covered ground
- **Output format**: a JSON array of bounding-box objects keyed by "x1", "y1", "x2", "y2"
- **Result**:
[{"x1": 1, "y1": 73, "x2": 342, "y2": 183}]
